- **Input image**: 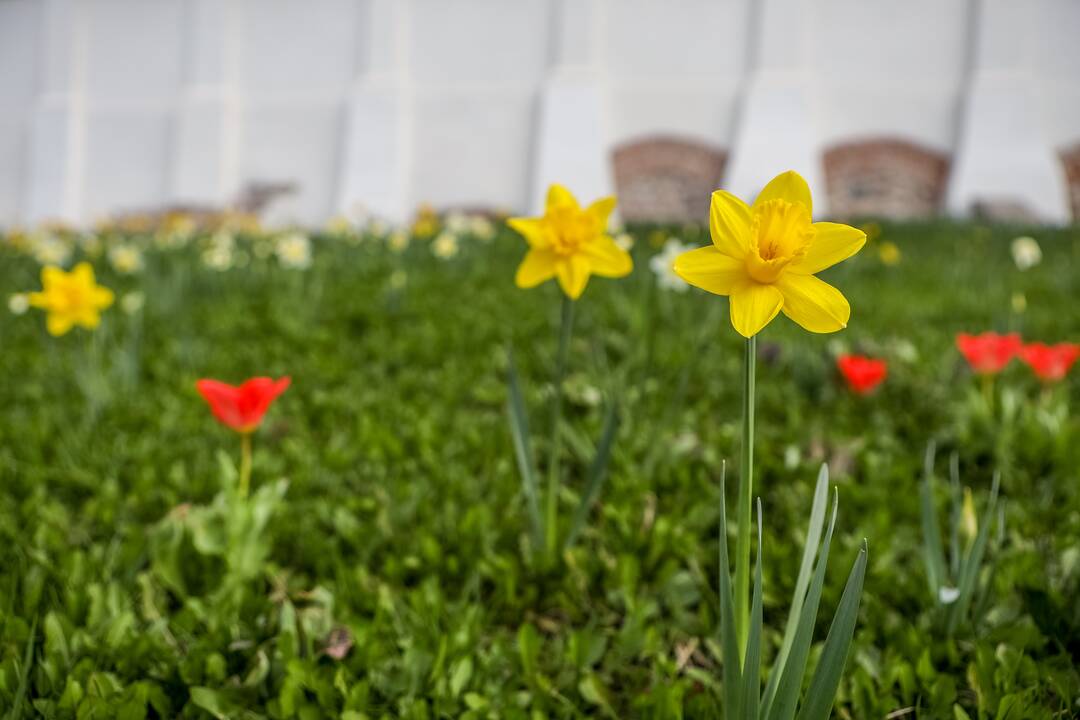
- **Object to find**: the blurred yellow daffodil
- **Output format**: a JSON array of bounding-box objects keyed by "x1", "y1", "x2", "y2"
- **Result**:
[
  {"x1": 674, "y1": 171, "x2": 865, "y2": 337},
  {"x1": 508, "y1": 184, "x2": 632, "y2": 300},
  {"x1": 878, "y1": 241, "x2": 901, "y2": 266},
  {"x1": 28, "y1": 262, "x2": 114, "y2": 336}
]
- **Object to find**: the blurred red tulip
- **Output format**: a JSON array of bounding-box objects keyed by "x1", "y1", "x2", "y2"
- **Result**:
[
  {"x1": 837, "y1": 354, "x2": 888, "y2": 395},
  {"x1": 956, "y1": 332, "x2": 1021, "y2": 374},
  {"x1": 1018, "y1": 342, "x2": 1080, "y2": 382},
  {"x1": 196, "y1": 376, "x2": 291, "y2": 433}
]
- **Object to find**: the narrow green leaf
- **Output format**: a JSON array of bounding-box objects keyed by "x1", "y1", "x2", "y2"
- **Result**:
[
  {"x1": 506, "y1": 346, "x2": 543, "y2": 548},
  {"x1": 763, "y1": 464, "x2": 830, "y2": 717},
  {"x1": 4, "y1": 615, "x2": 36, "y2": 720},
  {"x1": 947, "y1": 473, "x2": 1000, "y2": 635},
  {"x1": 717, "y1": 463, "x2": 742, "y2": 714},
  {"x1": 948, "y1": 452, "x2": 962, "y2": 579},
  {"x1": 740, "y1": 499, "x2": 764, "y2": 720},
  {"x1": 564, "y1": 401, "x2": 620, "y2": 550},
  {"x1": 795, "y1": 540, "x2": 868, "y2": 720},
  {"x1": 919, "y1": 442, "x2": 947, "y2": 598},
  {"x1": 767, "y1": 489, "x2": 839, "y2": 720}
]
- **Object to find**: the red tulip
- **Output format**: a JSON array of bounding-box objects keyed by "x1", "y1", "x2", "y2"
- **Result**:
[
  {"x1": 1018, "y1": 342, "x2": 1080, "y2": 382},
  {"x1": 837, "y1": 354, "x2": 887, "y2": 395},
  {"x1": 956, "y1": 332, "x2": 1022, "y2": 374},
  {"x1": 196, "y1": 376, "x2": 291, "y2": 433}
]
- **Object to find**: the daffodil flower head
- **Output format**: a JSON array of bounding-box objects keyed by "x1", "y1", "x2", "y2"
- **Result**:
[
  {"x1": 674, "y1": 170, "x2": 866, "y2": 338},
  {"x1": 28, "y1": 262, "x2": 114, "y2": 336},
  {"x1": 508, "y1": 184, "x2": 632, "y2": 300}
]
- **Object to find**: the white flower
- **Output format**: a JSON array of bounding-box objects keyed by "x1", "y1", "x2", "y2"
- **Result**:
[
  {"x1": 120, "y1": 291, "x2": 145, "y2": 315},
  {"x1": 938, "y1": 586, "x2": 960, "y2": 604},
  {"x1": 8, "y1": 293, "x2": 29, "y2": 315},
  {"x1": 1010, "y1": 236, "x2": 1041, "y2": 271},
  {"x1": 614, "y1": 233, "x2": 635, "y2": 252},
  {"x1": 275, "y1": 232, "x2": 312, "y2": 269},
  {"x1": 445, "y1": 212, "x2": 470, "y2": 234},
  {"x1": 108, "y1": 244, "x2": 144, "y2": 274},
  {"x1": 469, "y1": 216, "x2": 496, "y2": 242},
  {"x1": 649, "y1": 239, "x2": 691, "y2": 292},
  {"x1": 432, "y1": 231, "x2": 459, "y2": 259},
  {"x1": 32, "y1": 233, "x2": 72, "y2": 266},
  {"x1": 202, "y1": 231, "x2": 235, "y2": 271}
]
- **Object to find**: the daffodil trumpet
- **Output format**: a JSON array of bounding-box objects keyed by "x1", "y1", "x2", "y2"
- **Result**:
[{"x1": 675, "y1": 172, "x2": 869, "y2": 715}]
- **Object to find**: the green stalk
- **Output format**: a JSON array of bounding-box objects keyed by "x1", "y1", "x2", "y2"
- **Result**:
[
  {"x1": 734, "y1": 334, "x2": 756, "y2": 659},
  {"x1": 239, "y1": 432, "x2": 253, "y2": 499},
  {"x1": 544, "y1": 295, "x2": 575, "y2": 563}
]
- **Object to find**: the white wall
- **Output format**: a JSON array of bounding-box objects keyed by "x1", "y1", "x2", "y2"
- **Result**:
[{"x1": 0, "y1": 0, "x2": 1076, "y2": 226}]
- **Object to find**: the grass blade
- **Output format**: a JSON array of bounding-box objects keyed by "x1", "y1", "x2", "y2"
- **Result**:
[
  {"x1": 795, "y1": 540, "x2": 868, "y2": 720},
  {"x1": 717, "y1": 463, "x2": 742, "y2": 714},
  {"x1": 919, "y1": 442, "x2": 947, "y2": 598},
  {"x1": 762, "y1": 464, "x2": 830, "y2": 717},
  {"x1": 767, "y1": 489, "x2": 839, "y2": 720},
  {"x1": 563, "y1": 401, "x2": 620, "y2": 550},
  {"x1": 506, "y1": 346, "x2": 543, "y2": 548},
  {"x1": 948, "y1": 452, "x2": 962, "y2": 579},
  {"x1": 740, "y1": 499, "x2": 764, "y2": 720},
  {"x1": 946, "y1": 473, "x2": 1000, "y2": 635},
  {"x1": 5, "y1": 615, "x2": 37, "y2": 720}
]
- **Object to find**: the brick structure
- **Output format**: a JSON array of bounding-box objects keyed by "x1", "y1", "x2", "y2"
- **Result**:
[
  {"x1": 823, "y1": 138, "x2": 950, "y2": 220},
  {"x1": 1060, "y1": 144, "x2": 1080, "y2": 222},
  {"x1": 612, "y1": 137, "x2": 726, "y2": 223}
]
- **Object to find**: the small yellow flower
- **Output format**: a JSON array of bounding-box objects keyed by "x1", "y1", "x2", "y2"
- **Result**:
[
  {"x1": 961, "y1": 487, "x2": 978, "y2": 545},
  {"x1": 28, "y1": 262, "x2": 114, "y2": 336},
  {"x1": 878, "y1": 241, "x2": 901, "y2": 266},
  {"x1": 508, "y1": 184, "x2": 632, "y2": 300},
  {"x1": 673, "y1": 170, "x2": 866, "y2": 338},
  {"x1": 1011, "y1": 291, "x2": 1026, "y2": 314}
]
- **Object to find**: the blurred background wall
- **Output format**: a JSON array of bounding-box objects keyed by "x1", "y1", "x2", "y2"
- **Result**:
[{"x1": 1, "y1": 0, "x2": 1078, "y2": 227}]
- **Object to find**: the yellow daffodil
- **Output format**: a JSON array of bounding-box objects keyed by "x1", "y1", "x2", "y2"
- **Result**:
[
  {"x1": 508, "y1": 184, "x2": 632, "y2": 300},
  {"x1": 878, "y1": 241, "x2": 901, "y2": 266},
  {"x1": 28, "y1": 262, "x2": 114, "y2": 336},
  {"x1": 673, "y1": 170, "x2": 865, "y2": 338}
]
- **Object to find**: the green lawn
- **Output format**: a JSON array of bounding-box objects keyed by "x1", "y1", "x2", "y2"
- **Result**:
[{"x1": 1, "y1": 220, "x2": 1078, "y2": 718}]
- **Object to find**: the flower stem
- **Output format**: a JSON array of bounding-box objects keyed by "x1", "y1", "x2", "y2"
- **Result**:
[
  {"x1": 734, "y1": 334, "x2": 756, "y2": 659},
  {"x1": 545, "y1": 295, "x2": 575, "y2": 563},
  {"x1": 239, "y1": 433, "x2": 253, "y2": 499}
]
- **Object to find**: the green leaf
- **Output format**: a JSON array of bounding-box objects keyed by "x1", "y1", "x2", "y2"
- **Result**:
[
  {"x1": 506, "y1": 346, "x2": 543, "y2": 548},
  {"x1": 740, "y1": 499, "x2": 764, "y2": 720},
  {"x1": 717, "y1": 463, "x2": 742, "y2": 714},
  {"x1": 767, "y1": 488, "x2": 839, "y2": 720},
  {"x1": 4, "y1": 615, "x2": 36, "y2": 720},
  {"x1": 564, "y1": 401, "x2": 620, "y2": 550},
  {"x1": 449, "y1": 657, "x2": 473, "y2": 698},
  {"x1": 763, "y1": 464, "x2": 830, "y2": 717},
  {"x1": 919, "y1": 442, "x2": 947, "y2": 598},
  {"x1": 795, "y1": 540, "x2": 868, "y2": 720},
  {"x1": 188, "y1": 687, "x2": 237, "y2": 720}
]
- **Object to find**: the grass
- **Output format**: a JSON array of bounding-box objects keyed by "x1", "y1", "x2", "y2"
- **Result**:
[{"x1": 0, "y1": 219, "x2": 1079, "y2": 718}]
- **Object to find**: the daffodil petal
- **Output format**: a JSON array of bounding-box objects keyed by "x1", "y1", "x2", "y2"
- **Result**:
[
  {"x1": 515, "y1": 249, "x2": 557, "y2": 288},
  {"x1": 585, "y1": 196, "x2": 617, "y2": 229},
  {"x1": 77, "y1": 310, "x2": 102, "y2": 329},
  {"x1": 673, "y1": 246, "x2": 747, "y2": 296},
  {"x1": 73, "y1": 262, "x2": 95, "y2": 284},
  {"x1": 46, "y1": 313, "x2": 74, "y2": 336},
  {"x1": 28, "y1": 291, "x2": 49, "y2": 309},
  {"x1": 752, "y1": 170, "x2": 812, "y2": 215},
  {"x1": 507, "y1": 217, "x2": 550, "y2": 249},
  {"x1": 710, "y1": 190, "x2": 752, "y2": 259},
  {"x1": 546, "y1": 184, "x2": 580, "y2": 212},
  {"x1": 41, "y1": 266, "x2": 65, "y2": 289},
  {"x1": 776, "y1": 273, "x2": 850, "y2": 333},
  {"x1": 93, "y1": 286, "x2": 115, "y2": 309},
  {"x1": 582, "y1": 236, "x2": 632, "y2": 277},
  {"x1": 555, "y1": 255, "x2": 591, "y2": 300},
  {"x1": 729, "y1": 282, "x2": 784, "y2": 338},
  {"x1": 790, "y1": 222, "x2": 866, "y2": 274}
]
